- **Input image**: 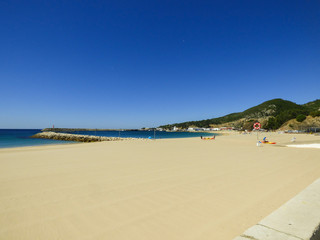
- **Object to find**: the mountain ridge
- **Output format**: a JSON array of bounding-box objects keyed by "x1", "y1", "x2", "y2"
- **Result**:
[{"x1": 159, "y1": 98, "x2": 320, "y2": 130}]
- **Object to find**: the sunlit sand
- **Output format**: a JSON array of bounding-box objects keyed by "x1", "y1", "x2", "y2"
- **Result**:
[
  {"x1": 0, "y1": 133, "x2": 319, "y2": 239},
  {"x1": 287, "y1": 143, "x2": 320, "y2": 149}
]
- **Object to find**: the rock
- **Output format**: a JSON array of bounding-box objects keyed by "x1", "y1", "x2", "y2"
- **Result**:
[{"x1": 31, "y1": 132, "x2": 134, "y2": 142}]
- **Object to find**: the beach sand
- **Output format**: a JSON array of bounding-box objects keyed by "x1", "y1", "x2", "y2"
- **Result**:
[{"x1": 0, "y1": 132, "x2": 320, "y2": 239}]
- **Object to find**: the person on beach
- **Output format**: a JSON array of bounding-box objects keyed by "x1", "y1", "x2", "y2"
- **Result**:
[{"x1": 200, "y1": 136, "x2": 203, "y2": 139}]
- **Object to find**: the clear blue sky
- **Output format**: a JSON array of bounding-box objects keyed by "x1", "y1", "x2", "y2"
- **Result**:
[{"x1": 1, "y1": 0, "x2": 319, "y2": 129}]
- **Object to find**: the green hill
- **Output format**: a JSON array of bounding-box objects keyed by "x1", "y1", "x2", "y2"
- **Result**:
[
  {"x1": 303, "y1": 99, "x2": 320, "y2": 111},
  {"x1": 160, "y1": 98, "x2": 318, "y2": 130}
]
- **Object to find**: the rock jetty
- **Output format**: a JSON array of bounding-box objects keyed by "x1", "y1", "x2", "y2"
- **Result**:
[
  {"x1": 31, "y1": 132, "x2": 136, "y2": 142},
  {"x1": 41, "y1": 128, "x2": 139, "y2": 132}
]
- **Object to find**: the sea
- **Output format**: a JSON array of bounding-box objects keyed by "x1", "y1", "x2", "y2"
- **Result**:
[{"x1": 0, "y1": 129, "x2": 216, "y2": 149}]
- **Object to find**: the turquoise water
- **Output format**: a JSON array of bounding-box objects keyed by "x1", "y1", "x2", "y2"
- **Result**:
[
  {"x1": 0, "y1": 129, "x2": 216, "y2": 149},
  {"x1": 0, "y1": 129, "x2": 75, "y2": 149}
]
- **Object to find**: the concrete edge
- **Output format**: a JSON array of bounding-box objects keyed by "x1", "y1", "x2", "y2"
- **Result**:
[
  {"x1": 310, "y1": 224, "x2": 320, "y2": 240},
  {"x1": 233, "y1": 178, "x2": 320, "y2": 240}
]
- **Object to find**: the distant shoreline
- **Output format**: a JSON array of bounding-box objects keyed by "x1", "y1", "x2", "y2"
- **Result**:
[{"x1": 0, "y1": 129, "x2": 216, "y2": 149}]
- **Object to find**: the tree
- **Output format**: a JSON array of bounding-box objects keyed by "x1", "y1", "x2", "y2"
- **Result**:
[
  {"x1": 265, "y1": 117, "x2": 277, "y2": 130},
  {"x1": 296, "y1": 114, "x2": 306, "y2": 122}
]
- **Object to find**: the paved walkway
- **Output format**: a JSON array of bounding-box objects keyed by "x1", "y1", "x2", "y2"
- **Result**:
[{"x1": 234, "y1": 178, "x2": 320, "y2": 240}]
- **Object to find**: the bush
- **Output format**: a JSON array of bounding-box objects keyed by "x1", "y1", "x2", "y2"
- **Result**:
[
  {"x1": 296, "y1": 114, "x2": 306, "y2": 122},
  {"x1": 263, "y1": 109, "x2": 310, "y2": 130},
  {"x1": 310, "y1": 111, "x2": 320, "y2": 117},
  {"x1": 265, "y1": 117, "x2": 278, "y2": 130}
]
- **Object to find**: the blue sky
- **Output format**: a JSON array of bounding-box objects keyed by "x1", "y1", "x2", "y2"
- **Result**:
[{"x1": 1, "y1": 0, "x2": 319, "y2": 129}]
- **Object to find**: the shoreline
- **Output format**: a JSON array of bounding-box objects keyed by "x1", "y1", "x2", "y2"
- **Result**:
[
  {"x1": 1, "y1": 131, "x2": 218, "y2": 150},
  {"x1": 0, "y1": 141, "x2": 81, "y2": 151},
  {"x1": 0, "y1": 131, "x2": 317, "y2": 151}
]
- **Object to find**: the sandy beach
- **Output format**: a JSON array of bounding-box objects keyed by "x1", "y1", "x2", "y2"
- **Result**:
[{"x1": 0, "y1": 132, "x2": 320, "y2": 240}]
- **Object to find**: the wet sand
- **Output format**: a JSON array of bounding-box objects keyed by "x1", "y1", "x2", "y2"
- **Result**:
[{"x1": 0, "y1": 132, "x2": 319, "y2": 239}]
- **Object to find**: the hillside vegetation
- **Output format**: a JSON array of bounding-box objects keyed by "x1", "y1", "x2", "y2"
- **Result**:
[
  {"x1": 160, "y1": 98, "x2": 320, "y2": 131},
  {"x1": 303, "y1": 99, "x2": 320, "y2": 112}
]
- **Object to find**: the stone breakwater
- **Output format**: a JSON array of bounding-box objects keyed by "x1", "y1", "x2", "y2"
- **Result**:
[{"x1": 31, "y1": 132, "x2": 140, "y2": 142}]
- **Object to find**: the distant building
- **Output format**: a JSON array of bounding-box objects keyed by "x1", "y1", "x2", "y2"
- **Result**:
[
  {"x1": 220, "y1": 127, "x2": 234, "y2": 131},
  {"x1": 188, "y1": 127, "x2": 220, "y2": 131},
  {"x1": 173, "y1": 126, "x2": 178, "y2": 131}
]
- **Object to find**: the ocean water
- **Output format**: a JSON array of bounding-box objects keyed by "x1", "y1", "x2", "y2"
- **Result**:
[
  {"x1": 0, "y1": 129, "x2": 216, "y2": 149},
  {"x1": 0, "y1": 129, "x2": 75, "y2": 149},
  {"x1": 62, "y1": 130, "x2": 215, "y2": 139}
]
